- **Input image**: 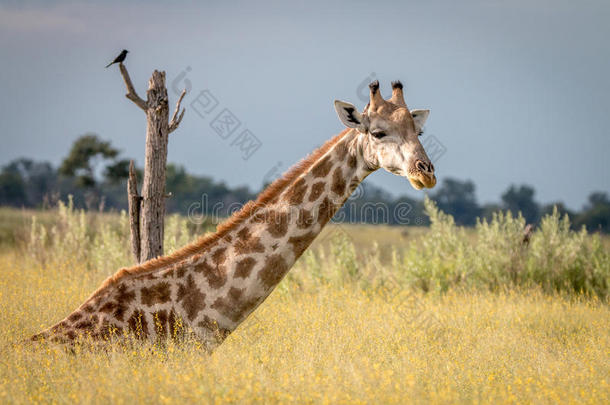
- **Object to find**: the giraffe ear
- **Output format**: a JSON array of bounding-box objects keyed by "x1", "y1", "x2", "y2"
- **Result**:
[
  {"x1": 334, "y1": 100, "x2": 368, "y2": 132},
  {"x1": 411, "y1": 109, "x2": 430, "y2": 135}
]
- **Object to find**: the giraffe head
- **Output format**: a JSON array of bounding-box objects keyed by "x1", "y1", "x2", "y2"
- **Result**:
[{"x1": 334, "y1": 80, "x2": 436, "y2": 190}]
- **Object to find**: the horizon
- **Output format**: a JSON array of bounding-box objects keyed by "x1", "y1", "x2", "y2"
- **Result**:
[
  {"x1": 1, "y1": 0, "x2": 609, "y2": 211},
  {"x1": 0, "y1": 147, "x2": 602, "y2": 213}
]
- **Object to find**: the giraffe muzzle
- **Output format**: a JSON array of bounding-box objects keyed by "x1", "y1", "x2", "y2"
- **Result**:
[{"x1": 408, "y1": 160, "x2": 437, "y2": 189}]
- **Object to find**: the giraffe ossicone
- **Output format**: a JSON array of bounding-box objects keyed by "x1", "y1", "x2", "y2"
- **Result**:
[{"x1": 32, "y1": 80, "x2": 436, "y2": 350}]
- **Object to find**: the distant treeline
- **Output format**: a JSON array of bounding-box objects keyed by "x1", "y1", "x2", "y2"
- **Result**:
[{"x1": 0, "y1": 134, "x2": 608, "y2": 232}]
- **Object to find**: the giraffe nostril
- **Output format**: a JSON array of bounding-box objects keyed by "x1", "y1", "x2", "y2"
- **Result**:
[
  {"x1": 416, "y1": 160, "x2": 427, "y2": 172},
  {"x1": 430, "y1": 163, "x2": 435, "y2": 172}
]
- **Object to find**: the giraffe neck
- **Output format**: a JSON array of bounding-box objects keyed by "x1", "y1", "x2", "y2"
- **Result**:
[
  {"x1": 32, "y1": 129, "x2": 373, "y2": 345},
  {"x1": 205, "y1": 129, "x2": 370, "y2": 330}
]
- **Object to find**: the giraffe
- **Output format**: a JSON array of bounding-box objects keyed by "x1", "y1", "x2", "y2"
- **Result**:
[{"x1": 31, "y1": 80, "x2": 436, "y2": 350}]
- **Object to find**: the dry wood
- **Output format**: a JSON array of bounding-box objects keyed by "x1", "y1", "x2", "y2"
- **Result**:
[
  {"x1": 140, "y1": 70, "x2": 170, "y2": 261},
  {"x1": 169, "y1": 89, "x2": 186, "y2": 133},
  {"x1": 127, "y1": 160, "x2": 141, "y2": 263},
  {"x1": 119, "y1": 63, "x2": 147, "y2": 110},
  {"x1": 118, "y1": 63, "x2": 187, "y2": 262}
]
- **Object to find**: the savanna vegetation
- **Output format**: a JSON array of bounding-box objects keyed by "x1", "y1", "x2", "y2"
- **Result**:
[{"x1": 0, "y1": 200, "x2": 608, "y2": 403}]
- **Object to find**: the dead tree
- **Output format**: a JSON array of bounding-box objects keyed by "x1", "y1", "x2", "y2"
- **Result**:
[{"x1": 118, "y1": 62, "x2": 186, "y2": 263}]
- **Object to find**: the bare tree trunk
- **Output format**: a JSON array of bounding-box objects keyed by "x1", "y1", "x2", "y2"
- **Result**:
[
  {"x1": 139, "y1": 71, "x2": 169, "y2": 261},
  {"x1": 127, "y1": 161, "x2": 141, "y2": 263},
  {"x1": 118, "y1": 63, "x2": 186, "y2": 263}
]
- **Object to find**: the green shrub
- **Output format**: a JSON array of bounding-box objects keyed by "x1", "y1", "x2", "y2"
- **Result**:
[
  {"x1": 25, "y1": 196, "x2": 201, "y2": 273},
  {"x1": 392, "y1": 199, "x2": 609, "y2": 298},
  {"x1": 18, "y1": 196, "x2": 610, "y2": 299},
  {"x1": 525, "y1": 208, "x2": 608, "y2": 297}
]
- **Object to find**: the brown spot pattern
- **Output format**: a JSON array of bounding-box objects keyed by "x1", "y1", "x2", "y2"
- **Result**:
[
  {"x1": 162, "y1": 268, "x2": 175, "y2": 279},
  {"x1": 197, "y1": 316, "x2": 232, "y2": 341},
  {"x1": 153, "y1": 309, "x2": 180, "y2": 338},
  {"x1": 212, "y1": 247, "x2": 227, "y2": 265},
  {"x1": 176, "y1": 266, "x2": 187, "y2": 279},
  {"x1": 234, "y1": 228, "x2": 265, "y2": 256},
  {"x1": 113, "y1": 284, "x2": 135, "y2": 322},
  {"x1": 347, "y1": 154, "x2": 357, "y2": 169},
  {"x1": 309, "y1": 182, "x2": 325, "y2": 202},
  {"x1": 95, "y1": 320, "x2": 122, "y2": 340},
  {"x1": 128, "y1": 310, "x2": 149, "y2": 338},
  {"x1": 287, "y1": 178, "x2": 307, "y2": 205},
  {"x1": 296, "y1": 208, "x2": 314, "y2": 229},
  {"x1": 237, "y1": 227, "x2": 250, "y2": 240},
  {"x1": 141, "y1": 282, "x2": 171, "y2": 306},
  {"x1": 153, "y1": 310, "x2": 169, "y2": 337},
  {"x1": 68, "y1": 312, "x2": 82, "y2": 322},
  {"x1": 99, "y1": 301, "x2": 117, "y2": 314},
  {"x1": 317, "y1": 197, "x2": 336, "y2": 226},
  {"x1": 74, "y1": 322, "x2": 91, "y2": 331},
  {"x1": 335, "y1": 142, "x2": 348, "y2": 161},
  {"x1": 258, "y1": 254, "x2": 289, "y2": 288},
  {"x1": 198, "y1": 315, "x2": 218, "y2": 331},
  {"x1": 288, "y1": 231, "x2": 316, "y2": 259},
  {"x1": 194, "y1": 260, "x2": 227, "y2": 289},
  {"x1": 266, "y1": 211, "x2": 289, "y2": 237},
  {"x1": 235, "y1": 257, "x2": 256, "y2": 279},
  {"x1": 250, "y1": 209, "x2": 267, "y2": 224},
  {"x1": 311, "y1": 155, "x2": 333, "y2": 178},
  {"x1": 331, "y1": 167, "x2": 346, "y2": 196},
  {"x1": 115, "y1": 283, "x2": 136, "y2": 303},
  {"x1": 74, "y1": 317, "x2": 95, "y2": 330},
  {"x1": 212, "y1": 287, "x2": 260, "y2": 323},
  {"x1": 177, "y1": 274, "x2": 206, "y2": 321}
]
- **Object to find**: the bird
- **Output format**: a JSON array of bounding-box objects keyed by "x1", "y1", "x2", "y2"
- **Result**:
[{"x1": 105, "y1": 50, "x2": 128, "y2": 68}]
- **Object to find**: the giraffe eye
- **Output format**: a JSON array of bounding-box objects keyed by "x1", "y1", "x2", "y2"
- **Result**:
[{"x1": 371, "y1": 131, "x2": 387, "y2": 139}]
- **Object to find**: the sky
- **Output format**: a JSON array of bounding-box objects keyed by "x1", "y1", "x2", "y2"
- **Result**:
[{"x1": 0, "y1": 0, "x2": 608, "y2": 210}]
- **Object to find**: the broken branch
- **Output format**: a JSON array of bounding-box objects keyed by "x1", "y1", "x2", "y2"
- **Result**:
[
  {"x1": 119, "y1": 63, "x2": 147, "y2": 111},
  {"x1": 169, "y1": 88, "x2": 187, "y2": 133}
]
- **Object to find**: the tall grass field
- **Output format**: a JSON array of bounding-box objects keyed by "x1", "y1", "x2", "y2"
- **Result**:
[{"x1": 0, "y1": 200, "x2": 608, "y2": 403}]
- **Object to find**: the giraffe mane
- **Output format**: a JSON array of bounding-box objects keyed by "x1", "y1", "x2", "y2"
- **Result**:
[{"x1": 91, "y1": 128, "x2": 352, "y2": 295}]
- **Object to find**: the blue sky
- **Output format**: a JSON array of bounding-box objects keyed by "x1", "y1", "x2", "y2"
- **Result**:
[{"x1": 1, "y1": 0, "x2": 608, "y2": 209}]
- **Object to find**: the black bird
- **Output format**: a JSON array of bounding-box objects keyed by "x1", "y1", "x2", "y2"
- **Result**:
[{"x1": 105, "y1": 49, "x2": 128, "y2": 68}]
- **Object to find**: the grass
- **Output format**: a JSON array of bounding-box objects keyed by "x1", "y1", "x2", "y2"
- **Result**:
[{"x1": 0, "y1": 202, "x2": 608, "y2": 403}]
